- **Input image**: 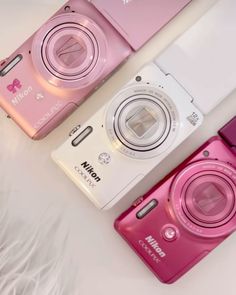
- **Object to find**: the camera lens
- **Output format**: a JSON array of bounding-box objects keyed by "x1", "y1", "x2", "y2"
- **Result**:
[
  {"x1": 43, "y1": 25, "x2": 96, "y2": 79},
  {"x1": 115, "y1": 97, "x2": 170, "y2": 151},
  {"x1": 126, "y1": 107, "x2": 157, "y2": 138},
  {"x1": 53, "y1": 34, "x2": 88, "y2": 68},
  {"x1": 171, "y1": 160, "x2": 236, "y2": 237},
  {"x1": 184, "y1": 175, "x2": 235, "y2": 226},
  {"x1": 31, "y1": 14, "x2": 107, "y2": 88},
  {"x1": 106, "y1": 85, "x2": 179, "y2": 159}
]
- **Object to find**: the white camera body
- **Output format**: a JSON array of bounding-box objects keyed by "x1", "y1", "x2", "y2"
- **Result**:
[
  {"x1": 52, "y1": 0, "x2": 236, "y2": 210},
  {"x1": 52, "y1": 62, "x2": 203, "y2": 209}
]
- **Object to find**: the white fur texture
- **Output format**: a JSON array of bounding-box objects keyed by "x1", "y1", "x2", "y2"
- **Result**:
[{"x1": 0, "y1": 208, "x2": 78, "y2": 295}]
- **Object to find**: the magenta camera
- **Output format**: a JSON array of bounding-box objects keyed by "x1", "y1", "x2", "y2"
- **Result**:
[{"x1": 115, "y1": 117, "x2": 236, "y2": 283}]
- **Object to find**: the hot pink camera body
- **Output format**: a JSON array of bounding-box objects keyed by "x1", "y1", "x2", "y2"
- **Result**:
[
  {"x1": 115, "y1": 117, "x2": 236, "y2": 283},
  {"x1": 0, "y1": 0, "x2": 191, "y2": 139}
]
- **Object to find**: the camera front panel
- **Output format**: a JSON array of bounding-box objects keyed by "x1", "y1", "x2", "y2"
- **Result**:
[
  {"x1": 52, "y1": 62, "x2": 203, "y2": 208},
  {"x1": 115, "y1": 137, "x2": 236, "y2": 283},
  {"x1": 115, "y1": 182, "x2": 223, "y2": 284}
]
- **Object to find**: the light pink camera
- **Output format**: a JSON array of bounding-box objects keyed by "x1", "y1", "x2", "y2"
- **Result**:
[
  {"x1": 0, "y1": 0, "x2": 191, "y2": 139},
  {"x1": 115, "y1": 117, "x2": 236, "y2": 283}
]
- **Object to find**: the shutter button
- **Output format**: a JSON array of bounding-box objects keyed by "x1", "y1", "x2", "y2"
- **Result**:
[{"x1": 162, "y1": 225, "x2": 178, "y2": 242}]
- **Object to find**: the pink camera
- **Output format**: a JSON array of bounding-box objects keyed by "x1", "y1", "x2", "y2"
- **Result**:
[
  {"x1": 115, "y1": 117, "x2": 236, "y2": 283},
  {"x1": 0, "y1": 0, "x2": 191, "y2": 139}
]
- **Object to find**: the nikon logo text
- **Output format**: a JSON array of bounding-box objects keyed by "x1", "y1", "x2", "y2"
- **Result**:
[
  {"x1": 145, "y1": 236, "x2": 166, "y2": 258},
  {"x1": 11, "y1": 86, "x2": 33, "y2": 106},
  {"x1": 81, "y1": 162, "x2": 101, "y2": 182}
]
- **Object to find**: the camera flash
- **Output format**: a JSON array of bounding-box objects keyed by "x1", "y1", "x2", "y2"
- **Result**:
[
  {"x1": 136, "y1": 199, "x2": 158, "y2": 219},
  {"x1": 72, "y1": 126, "x2": 93, "y2": 147},
  {"x1": 0, "y1": 54, "x2": 23, "y2": 77}
]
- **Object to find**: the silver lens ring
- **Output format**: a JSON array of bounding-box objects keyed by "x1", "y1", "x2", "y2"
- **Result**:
[
  {"x1": 114, "y1": 96, "x2": 171, "y2": 151},
  {"x1": 106, "y1": 85, "x2": 179, "y2": 159}
]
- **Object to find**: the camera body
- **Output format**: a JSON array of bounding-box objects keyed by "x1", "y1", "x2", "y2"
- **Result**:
[
  {"x1": 0, "y1": 0, "x2": 132, "y2": 139},
  {"x1": 115, "y1": 131, "x2": 236, "y2": 283},
  {"x1": 52, "y1": 62, "x2": 203, "y2": 209},
  {"x1": 0, "y1": 0, "x2": 192, "y2": 139}
]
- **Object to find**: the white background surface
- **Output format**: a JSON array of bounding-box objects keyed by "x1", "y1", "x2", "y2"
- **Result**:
[{"x1": 0, "y1": 0, "x2": 236, "y2": 294}]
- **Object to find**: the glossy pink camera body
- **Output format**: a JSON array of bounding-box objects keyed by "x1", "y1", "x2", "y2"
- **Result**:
[
  {"x1": 0, "y1": 0, "x2": 132, "y2": 139},
  {"x1": 115, "y1": 123, "x2": 236, "y2": 283},
  {"x1": 0, "y1": 0, "x2": 192, "y2": 140}
]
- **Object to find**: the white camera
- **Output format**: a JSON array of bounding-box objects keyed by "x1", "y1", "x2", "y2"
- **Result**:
[
  {"x1": 52, "y1": 62, "x2": 203, "y2": 209},
  {"x1": 52, "y1": 0, "x2": 236, "y2": 209}
]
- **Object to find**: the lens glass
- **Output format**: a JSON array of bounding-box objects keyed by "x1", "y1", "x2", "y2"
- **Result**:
[
  {"x1": 45, "y1": 26, "x2": 95, "y2": 78},
  {"x1": 116, "y1": 98, "x2": 169, "y2": 149},
  {"x1": 192, "y1": 182, "x2": 227, "y2": 216},
  {"x1": 54, "y1": 35, "x2": 87, "y2": 68},
  {"x1": 185, "y1": 175, "x2": 235, "y2": 225},
  {"x1": 126, "y1": 107, "x2": 157, "y2": 138}
]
